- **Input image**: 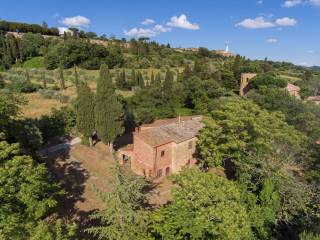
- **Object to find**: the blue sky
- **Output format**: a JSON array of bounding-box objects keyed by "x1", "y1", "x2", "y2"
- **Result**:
[{"x1": 1, "y1": 0, "x2": 320, "y2": 66}]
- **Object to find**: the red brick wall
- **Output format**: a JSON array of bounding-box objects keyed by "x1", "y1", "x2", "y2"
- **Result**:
[
  {"x1": 172, "y1": 137, "x2": 197, "y2": 173},
  {"x1": 154, "y1": 143, "x2": 173, "y2": 178},
  {"x1": 131, "y1": 134, "x2": 155, "y2": 177}
]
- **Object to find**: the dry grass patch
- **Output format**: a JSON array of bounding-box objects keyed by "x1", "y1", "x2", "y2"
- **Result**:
[{"x1": 21, "y1": 92, "x2": 66, "y2": 118}]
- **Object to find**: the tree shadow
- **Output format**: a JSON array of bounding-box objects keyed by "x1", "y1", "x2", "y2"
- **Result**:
[{"x1": 46, "y1": 147, "x2": 101, "y2": 239}]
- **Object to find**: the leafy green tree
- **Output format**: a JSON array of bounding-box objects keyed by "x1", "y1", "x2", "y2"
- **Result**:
[
  {"x1": 151, "y1": 168, "x2": 254, "y2": 240},
  {"x1": 0, "y1": 138, "x2": 62, "y2": 239},
  {"x1": 221, "y1": 69, "x2": 238, "y2": 91},
  {"x1": 95, "y1": 64, "x2": 124, "y2": 146},
  {"x1": 86, "y1": 158, "x2": 150, "y2": 240},
  {"x1": 197, "y1": 98, "x2": 311, "y2": 224},
  {"x1": 30, "y1": 220, "x2": 77, "y2": 240},
  {"x1": 250, "y1": 73, "x2": 287, "y2": 90},
  {"x1": 76, "y1": 82, "x2": 95, "y2": 145},
  {"x1": 233, "y1": 54, "x2": 242, "y2": 80}
]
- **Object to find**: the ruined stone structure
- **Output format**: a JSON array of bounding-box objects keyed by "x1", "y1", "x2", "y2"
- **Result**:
[
  {"x1": 240, "y1": 73, "x2": 257, "y2": 96},
  {"x1": 307, "y1": 96, "x2": 320, "y2": 105},
  {"x1": 118, "y1": 116, "x2": 204, "y2": 181},
  {"x1": 286, "y1": 83, "x2": 301, "y2": 99}
]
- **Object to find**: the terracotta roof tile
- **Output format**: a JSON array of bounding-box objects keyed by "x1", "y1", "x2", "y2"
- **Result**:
[{"x1": 136, "y1": 116, "x2": 203, "y2": 147}]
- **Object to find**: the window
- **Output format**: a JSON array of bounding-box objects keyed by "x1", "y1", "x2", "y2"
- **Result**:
[
  {"x1": 165, "y1": 167, "x2": 170, "y2": 176},
  {"x1": 160, "y1": 150, "x2": 165, "y2": 157},
  {"x1": 187, "y1": 159, "x2": 191, "y2": 165},
  {"x1": 188, "y1": 141, "x2": 193, "y2": 149},
  {"x1": 156, "y1": 169, "x2": 162, "y2": 178},
  {"x1": 142, "y1": 169, "x2": 146, "y2": 176},
  {"x1": 149, "y1": 170, "x2": 152, "y2": 177}
]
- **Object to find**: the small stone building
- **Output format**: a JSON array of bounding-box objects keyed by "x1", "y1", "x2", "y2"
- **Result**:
[{"x1": 118, "y1": 116, "x2": 204, "y2": 181}]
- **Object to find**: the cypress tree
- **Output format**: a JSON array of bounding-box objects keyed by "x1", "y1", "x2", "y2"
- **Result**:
[
  {"x1": 116, "y1": 69, "x2": 126, "y2": 89},
  {"x1": 25, "y1": 69, "x2": 30, "y2": 83},
  {"x1": 74, "y1": 65, "x2": 79, "y2": 87},
  {"x1": 138, "y1": 71, "x2": 145, "y2": 88},
  {"x1": 76, "y1": 82, "x2": 95, "y2": 145},
  {"x1": 131, "y1": 69, "x2": 136, "y2": 86},
  {"x1": 163, "y1": 70, "x2": 174, "y2": 101},
  {"x1": 150, "y1": 71, "x2": 155, "y2": 86},
  {"x1": 95, "y1": 64, "x2": 124, "y2": 148},
  {"x1": 0, "y1": 73, "x2": 5, "y2": 89},
  {"x1": 42, "y1": 71, "x2": 46, "y2": 89},
  {"x1": 183, "y1": 64, "x2": 192, "y2": 80},
  {"x1": 155, "y1": 72, "x2": 162, "y2": 88},
  {"x1": 59, "y1": 65, "x2": 65, "y2": 90},
  {"x1": 193, "y1": 59, "x2": 202, "y2": 74}
]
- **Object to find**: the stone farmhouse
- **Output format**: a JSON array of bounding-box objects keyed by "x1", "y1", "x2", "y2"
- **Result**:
[{"x1": 118, "y1": 116, "x2": 204, "y2": 181}]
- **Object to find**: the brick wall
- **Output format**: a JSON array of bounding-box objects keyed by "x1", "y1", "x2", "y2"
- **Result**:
[
  {"x1": 131, "y1": 134, "x2": 155, "y2": 177},
  {"x1": 172, "y1": 137, "x2": 197, "y2": 173}
]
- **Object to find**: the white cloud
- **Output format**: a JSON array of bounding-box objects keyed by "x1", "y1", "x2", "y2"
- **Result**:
[
  {"x1": 124, "y1": 27, "x2": 156, "y2": 37},
  {"x1": 282, "y1": 0, "x2": 303, "y2": 7},
  {"x1": 310, "y1": 0, "x2": 320, "y2": 6},
  {"x1": 236, "y1": 17, "x2": 274, "y2": 29},
  {"x1": 307, "y1": 50, "x2": 315, "y2": 54},
  {"x1": 124, "y1": 24, "x2": 171, "y2": 38},
  {"x1": 275, "y1": 17, "x2": 297, "y2": 26},
  {"x1": 267, "y1": 38, "x2": 278, "y2": 43},
  {"x1": 257, "y1": 0, "x2": 263, "y2": 4},
  {"x1": 142, "y1": 18, "x2": 155, "y2": 25},
  {"x1": 154, "y1": 24, "x2": 171, "y2": 33},
  {"x1": 60, "y1": 16, "x2": 91, "y2": 27},
  {"x1": 167, "y1": 14, "x2": 200, "y2": 30}
]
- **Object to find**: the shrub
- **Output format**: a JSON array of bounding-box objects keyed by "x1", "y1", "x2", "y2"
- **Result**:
[{"x1": 23, "y1": 57, "x2": 45, "y2": 68}]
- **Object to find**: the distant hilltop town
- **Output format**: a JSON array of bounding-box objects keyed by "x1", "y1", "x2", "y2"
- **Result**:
[{"x1": 174, "y1": 45, "x2": 235, "y2": 57}]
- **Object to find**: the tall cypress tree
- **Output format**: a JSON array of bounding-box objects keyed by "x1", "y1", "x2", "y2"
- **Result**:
[
  {"x1": 42, "y1": 71, "x2": 46, "y2": 89},
  {"x1": 137, "y1": 71, "x2": 145, "y2": 88},
  {"x1": 163, "y1": 70, "x2": 174, "y2": 102},
  {"x1": 59, "y1": 65, "x2": 65, "y2": 90},
  {"x1": 131, "y1": 69, "x2": 136, "y2": 86},
  {"x1": 95, "y1": 64, "x2": 124, "y2": 147},
  {"x1": 25, "y1": 69, "x2": 30, "y2": 83},
  {"x1": 155, "y1": 72, "x2": 162, "y2": 88},
  {"x1": 76, "y1": 82, "x2": 95, "y2": 145},
  {"x1": 150, "y1": 71, "x2": 155, "y2": 86},
  {"x1": 183, "y1": 64, "x2": 192, "y2": 80},
  {"x1": 0, "y1": 73, "x2": 5, "y2": 89},
  {"x1": 74, "y1": 65, "x2": 79, "y2": 87}
]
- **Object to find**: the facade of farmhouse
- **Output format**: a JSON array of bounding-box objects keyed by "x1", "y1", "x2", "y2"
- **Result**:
[{"x1": 118, "y1": 116, "x2": 204, "y2": 180}]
